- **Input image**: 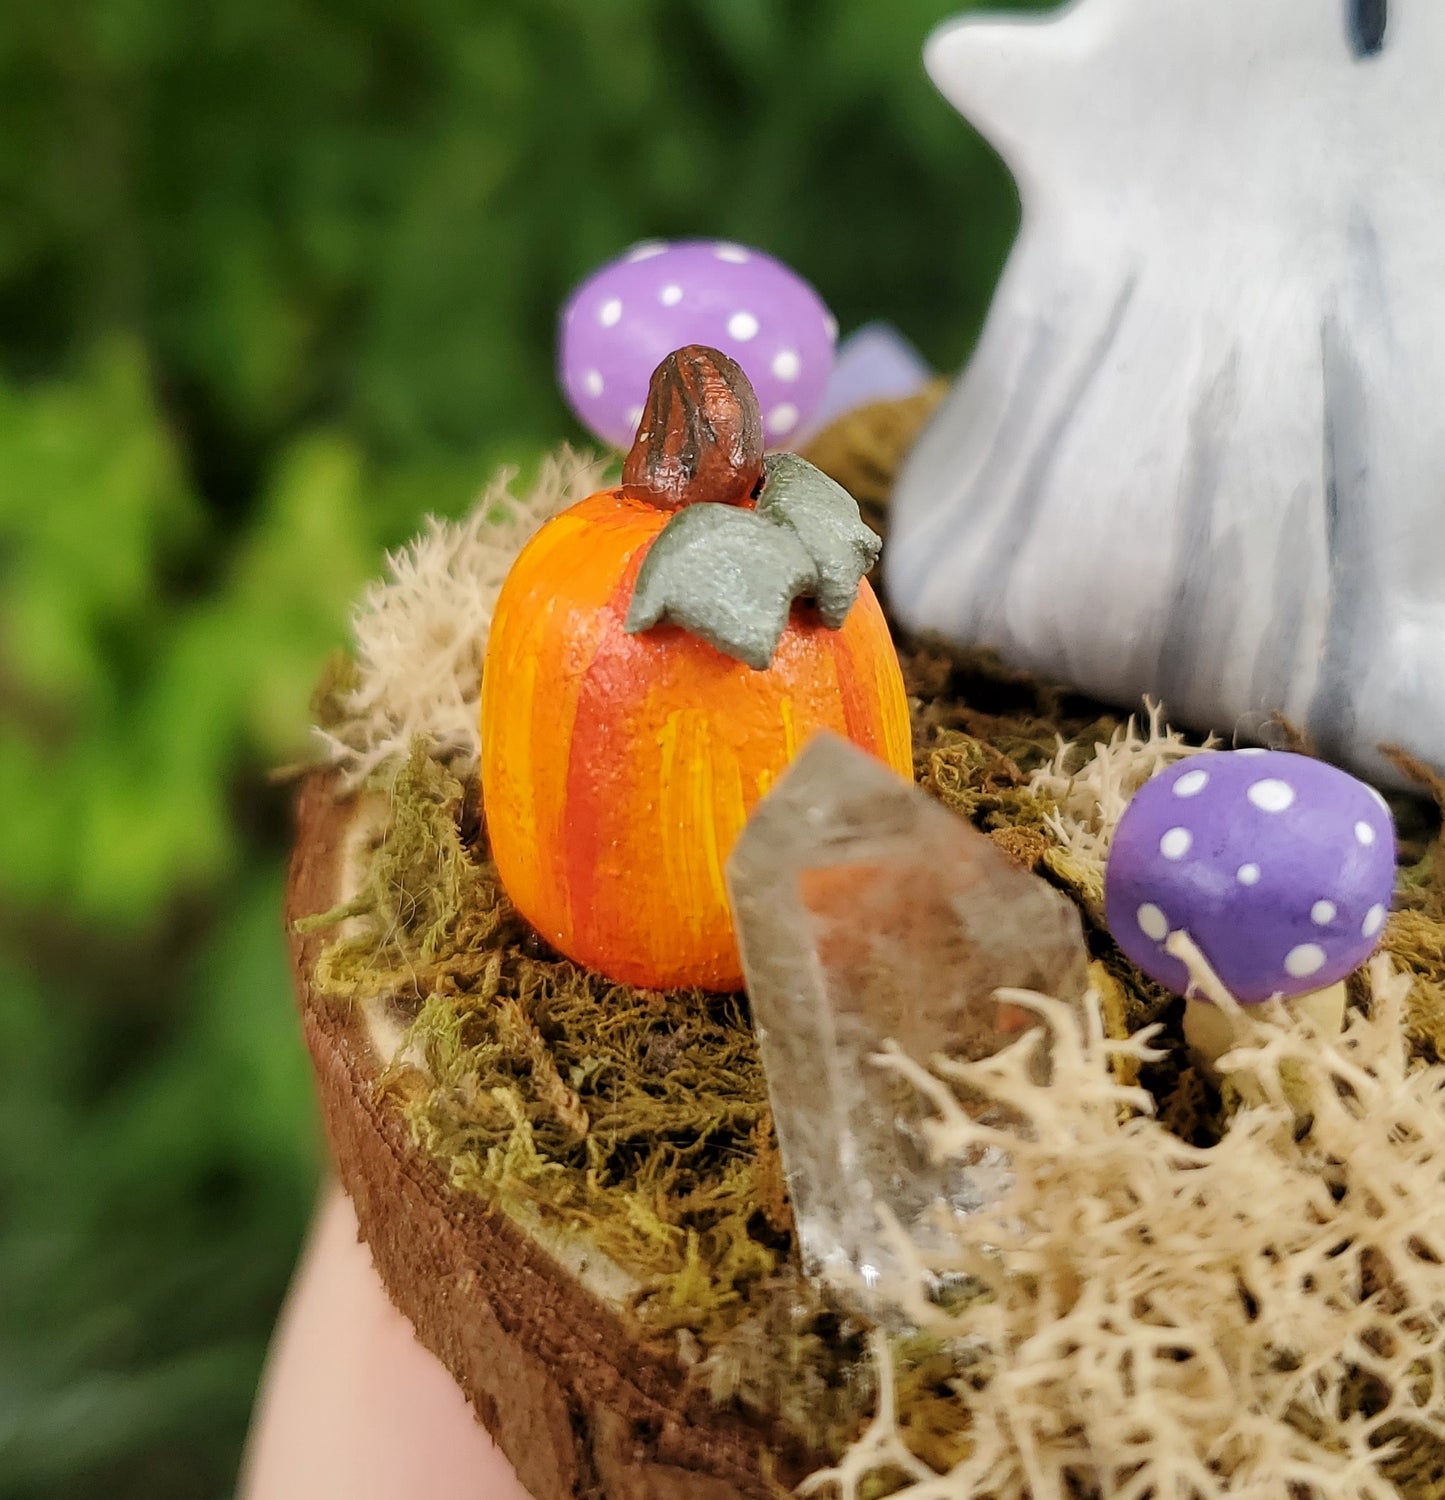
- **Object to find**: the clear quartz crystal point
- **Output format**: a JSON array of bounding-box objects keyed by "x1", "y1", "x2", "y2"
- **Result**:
[{"x1": 726, "y1": 732, "x2": 1090, "y2": 1316}]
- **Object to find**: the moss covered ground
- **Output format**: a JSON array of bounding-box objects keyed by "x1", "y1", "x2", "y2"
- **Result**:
[{"x1": 303, "y1": 647, "x2": 1445, "y2": 1483}]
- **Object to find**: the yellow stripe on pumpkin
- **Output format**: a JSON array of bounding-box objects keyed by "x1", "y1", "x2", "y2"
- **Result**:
[
  {"x1": 779, "y1": 695, "x2": 799, "y2": 761},
  {"x1": 485, "y1": 492, "x2": 658, "y2": 953},
  {"x1": 700, "y1": 726, "x2": 747, "y2": 924}
]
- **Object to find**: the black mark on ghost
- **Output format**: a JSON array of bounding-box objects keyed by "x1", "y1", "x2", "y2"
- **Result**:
[{"x1": 1349, "y1": 0, "x2": 1388, "y2": 58}]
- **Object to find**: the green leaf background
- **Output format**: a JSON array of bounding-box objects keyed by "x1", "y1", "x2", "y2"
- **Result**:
[{"x1": 0, "y1": 1, "x2": 1038, "y2": 1493}]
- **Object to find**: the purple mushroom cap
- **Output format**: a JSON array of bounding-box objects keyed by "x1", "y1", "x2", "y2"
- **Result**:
[
  {"x1": 809, "y1": 321, "x2": 934, "y2": 433},
  {"x1": 1104, "y1": 750, "x2": 1396, "y2": 1004},
  {"x1": 559, "y1": 239, "x2": 836, "y2": 450}
]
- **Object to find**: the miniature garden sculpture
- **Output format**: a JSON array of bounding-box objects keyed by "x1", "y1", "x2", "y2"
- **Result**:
[
  {"x1": 888, "y1": 0, "x2": 1445, "y2": 786},
  {"x1": 284, "y1": 15, "x2": 1445, "y2": 1486},
  {"x1": 1106, "y1": 748, "x2": 1397, "y2": 1068},
  {"x1": 296, "y1": 349, "x2": 1445, "y2": 1500},
  {"x1": 481, "y1": 345, "x2": 912, "y2": 992}
]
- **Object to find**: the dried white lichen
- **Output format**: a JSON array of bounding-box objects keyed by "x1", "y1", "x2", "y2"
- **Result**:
[
  {"x1": 1028, "y1": 701, "x2": 1215, "y2": 900},
  {"x1": 315, "y1": 446, "x2": 607, "y2": 787},
  {"x1": 806, "y1": 960, "x2": 1445, "y2": 1500}
]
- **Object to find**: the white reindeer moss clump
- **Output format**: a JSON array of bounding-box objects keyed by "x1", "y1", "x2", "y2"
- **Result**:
[
  {"x1": 315, "y1": 448, "x2": 606, "y2": 786},
  {"x1": 809, "y1": 962, "x2": 1445, "y2": 1500},
  {"x1": 1026, "y1": 702, "x2": 1212, "y2": 908}
]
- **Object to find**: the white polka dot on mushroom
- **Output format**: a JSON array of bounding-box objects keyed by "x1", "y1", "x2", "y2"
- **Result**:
[
  {"x1": 768, "y1": 403, "x2": 799, "y2": 437},
  {"x1": 1355, "y1": 821, "x2": 1377, "y2": 846},
  {"x1": 1311, "y1": 900, "x2": 1336, "y2": 926},
  {"x1": 1247, "y1": 778, "x2": 1295, "y2": 813},
  {"x1": 1237, "y1": 747, "x2": 1267, "y2": 755},
  {"x1": 728, "y1": 311, "x2": 759, "y2": 341},
  {"x1": 599, "y1": 298, "x2": 623, "y2": 327},
  {"x1": 1159, "y1": 827, "x2": 1192, "y2": 860},
  {"x1": 714, "y1": 244, "x2": 750, "y2": 263},
  {"x1": 1237, "y1": 863, "x2": 1261, "y2": 886},
  {"x1": 583, "y1": 369, "x2": 604, "y2": 397},
  {"x1": 1137, "y1": 903, "x2": 1169, "y2": 942},
  {"x1": 1363, "y1": 904, "x2": 1386, "y2": 938},
  {"x1": 824, "y1": 313, "x2": 839, "y2": 342},
  {"x1": 1173, "y1": 769, "x2": 1209, "y2": 798},
  {"x1": 625, "y1": 405, "x2": 644, "y2": 430},
  {"x1": 1285, "y1": 943, "x2": 1327, "y2": 980},
  {"x1": 772, "y1": 349, "x2": 801, "y2": 382},
  {"x1": 627, "y1": 241, "x2": 666, "y2": 261},
  {"x1": 659, "y1": 284, "x2": 684, "y2": 307}
]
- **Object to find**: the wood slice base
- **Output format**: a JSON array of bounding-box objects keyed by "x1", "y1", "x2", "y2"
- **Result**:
[{"x1": 286, "y1": 773, "x2": 818, "y2": 1500}]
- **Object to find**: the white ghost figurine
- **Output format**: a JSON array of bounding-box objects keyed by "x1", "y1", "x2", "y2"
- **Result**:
[{"x1": 888, "y1": 0, "x2": 1445, "y2": 785}]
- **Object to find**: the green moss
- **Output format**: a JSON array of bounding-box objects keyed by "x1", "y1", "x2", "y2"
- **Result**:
[{"x1": 297, "y1": 744, "x2": 503, "y2": 990}]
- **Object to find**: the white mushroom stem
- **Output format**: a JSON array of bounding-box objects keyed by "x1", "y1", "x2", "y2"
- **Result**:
[
  {"x1": 1165, "y1": 930, "x2": 1347, "y2": 1079},
  {"x1": 1182, "y1": 981, "x2": 1347, "y2": 1077}
]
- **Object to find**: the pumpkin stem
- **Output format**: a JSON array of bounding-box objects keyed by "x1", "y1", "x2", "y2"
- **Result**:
[
  {"x1": 624, "y1": 452, "x2": 882, "y2": 670},
  {"x1": 621, "y1": 345, "x2": 765, "y2": 510}
]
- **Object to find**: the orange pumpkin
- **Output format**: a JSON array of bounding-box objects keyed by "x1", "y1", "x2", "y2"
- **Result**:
[{"x1": 480, "y1": 347, "x2": 912, "y2": 991}]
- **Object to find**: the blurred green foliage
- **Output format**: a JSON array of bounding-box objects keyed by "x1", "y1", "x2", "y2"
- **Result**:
[{"x1": 0, "y1": 1, "x2": 1032, "y2": 1494}]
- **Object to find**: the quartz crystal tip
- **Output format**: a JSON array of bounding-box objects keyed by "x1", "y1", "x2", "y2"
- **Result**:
[{"x1": 726, "y1": 731, "x2": 1090, "y2": 1321}]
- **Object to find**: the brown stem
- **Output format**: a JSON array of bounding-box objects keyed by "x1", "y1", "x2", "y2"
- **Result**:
[{"x1": 621, "y1": 345, "x2": 765, "y2": 510}]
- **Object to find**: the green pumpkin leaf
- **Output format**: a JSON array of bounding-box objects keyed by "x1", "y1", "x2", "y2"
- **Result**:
[{"x1": 625, "y1": 454, "x2": 880, "y2": 668}]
